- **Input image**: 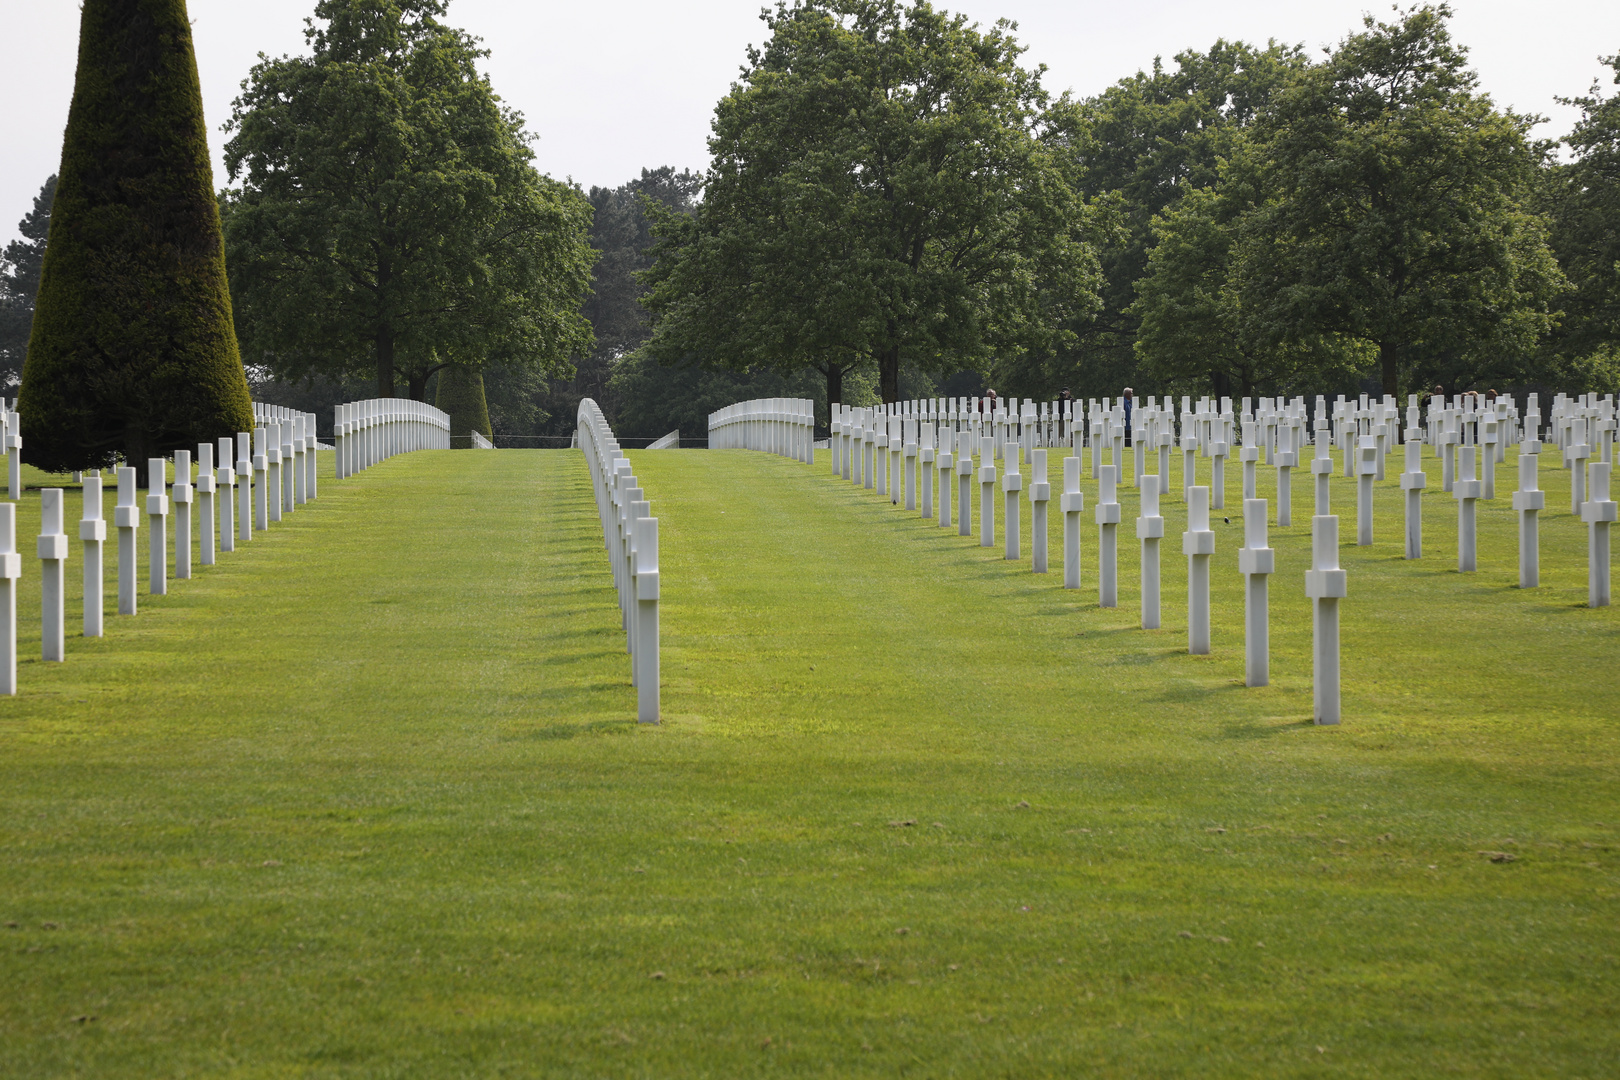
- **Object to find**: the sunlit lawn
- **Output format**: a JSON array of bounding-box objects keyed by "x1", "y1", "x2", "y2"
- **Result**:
[{"x1": 0, "y1": 443, "x2": 1614, "y2": 1077}]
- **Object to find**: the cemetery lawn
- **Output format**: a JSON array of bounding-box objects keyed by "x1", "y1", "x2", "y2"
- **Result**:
[{"x1": 1, "y1": 445, "x2": 1617, "y2": 1078}]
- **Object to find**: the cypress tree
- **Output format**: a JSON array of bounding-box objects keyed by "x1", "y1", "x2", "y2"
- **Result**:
[
  {"x1": 435, "y1": 366, "x2": 492, "y2": 448},
  {"x1": 19, "y1": 0, "x2": 254, "y2": 473}
]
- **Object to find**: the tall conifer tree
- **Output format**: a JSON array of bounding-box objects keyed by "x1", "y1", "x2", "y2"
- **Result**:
[{"x1": 20, "y1": 0, "x2": 254, "y2": 473}]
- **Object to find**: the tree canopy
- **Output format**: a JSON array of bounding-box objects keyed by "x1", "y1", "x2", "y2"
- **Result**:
[
  {"x1": 1541, "y1": 53, "x2": 1620, "y2": 390},
  {"x1": 1030, "y1": 40, "x2": 1307, "y2": 400},
  {"x1": 221, "y1": 0, "x2": 595, "y2": 402},
  {"x1": 1227, "y1": 4, "x2": 1565, "y2": 398},
  {"x1": 638, "y1": 0, "x2": 1102, "y2": 408},
  {"x1": 20, "y1": 0, "x2": 253, "y2": 472},
  {"x1": 0, "y1": 175, "x2": 57, "y2": 392}
]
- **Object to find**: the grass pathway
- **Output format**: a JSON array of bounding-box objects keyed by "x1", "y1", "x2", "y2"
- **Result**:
[{"x1": 0, "y1": 446, "x2": 1615, "y2": 1077}]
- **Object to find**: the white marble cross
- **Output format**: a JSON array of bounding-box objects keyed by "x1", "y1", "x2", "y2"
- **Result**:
[
  {"x1": 979, "y1": 436, "x2": 997, "y2": 548},
  {"x1": 1063, "y1": 455, "x2": 1085, "y2": 589},
  {"x1": 1582, "y1": 460, "x2": 1616, "y2": 607},
  {"x1": 80, "y1": 475, "x2": 106, "y2": 637},
  {"x1": 115, "y1": 467, "x2": 140, "y2": 615},
  {"x1": 173, "y1": 450, "x2": 194, "y2": 580},
  {"x1": 1305, "y1": 512, "x2": 1346, "y2": 724},
  {"x1": 1400, "y1": 431, "x2": 1426, "y2": 559},
  {"x1": 0, "y1": 504, "x2": 17, "y2": 692},
  {"x1": 1183, "y1": 486, "x2": 1214, "y2": 654},
  {"x1": 1097, "y1": 463, "x2": 1121, "y2": 607},
  {"x1": 1454, "y1": 445, "x2": 1482, "y2": 572},
  {"x1": 1238, "y1": 497, "x2": 1275, "y2": 686},
  {"x1": 1136, "y1": 473, "x2": 1163, "y2": 628},
  {"x1": 197, "y1": 444, "x2": 217, "y2": 566},
  {"x1": 147, "y1": 458, "x2": 170, "y2": 596},
  {"x1": 39, "y1": 488, "x2": 68, "y2": 662},
  {"x1": 1029, "y1": 448, "x2": 1050, "y2": 572}
]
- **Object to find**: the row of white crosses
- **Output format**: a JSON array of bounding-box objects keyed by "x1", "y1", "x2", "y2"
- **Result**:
[
  {"x1": 0, "y1": 402, "x2": 21, "y2": 500},
  {"x1": 810, "y1": 399, "x2": 1350, "y2": 722},
  {"x1": 333, "y1": 398, "x2": 450, "y2": 479},
  {"x1": 577, "y1": 397, "x2": 660, "y2": 724},
  {"x1": 707, "y1": 398, "x2": 815, "y2": 462},
  {"x1": 0, "y1": 404, "x2": 328, "y2": 694}
]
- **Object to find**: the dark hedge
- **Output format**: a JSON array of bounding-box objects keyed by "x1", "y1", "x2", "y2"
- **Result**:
[
  {"x1": 19, "y1": 0, "x2": 253, "y2": 472},
  {"x1": 436, "y1": 366, "x2": 493, "y2": 448}
]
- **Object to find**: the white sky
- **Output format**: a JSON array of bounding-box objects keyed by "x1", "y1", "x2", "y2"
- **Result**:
[{"x1": 3, "y1": 0, "x2": 1618, "y2": 250}]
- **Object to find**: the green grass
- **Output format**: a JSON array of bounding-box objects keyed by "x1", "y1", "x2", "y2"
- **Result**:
[{"x1": 0, "y1": 443, "x2": 1616, "y2": 1077}]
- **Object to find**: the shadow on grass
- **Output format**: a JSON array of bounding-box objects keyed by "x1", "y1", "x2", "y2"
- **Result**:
[{"x1": 509, "y1": 719, "x2": 638, "y2": 740}]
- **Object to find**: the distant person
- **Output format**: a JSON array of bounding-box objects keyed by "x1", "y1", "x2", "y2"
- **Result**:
[
  {"x1": 1122, "y1": 387, "x2": 1134, "y2": 445},
  {"x1": 1059, "y1": 387, "x2": 1072, "y2": 439}
]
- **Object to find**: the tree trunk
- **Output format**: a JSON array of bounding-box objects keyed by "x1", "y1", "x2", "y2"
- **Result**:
[
  {"x1": 824, "y1": 362, "x2": 844, "y2": 429},
  {"x1": 1379, "y1": 340, "x2": 1399, "y2": 399},
  {"x1": 879, "y1": 346, "x2": 900, "y2": 404},
  {"x1": 376, "y1": 326, "x2": 396, "y2": 398},
  {"x1": 1211, "y1": 368, "x2": 1231, "y2": 401},
  {"x1": 124, "y1": 421, "x2": 151, "y2": 483},
  {"x1": 406, "y1": 363, "x2": 450, "y2": 403}
]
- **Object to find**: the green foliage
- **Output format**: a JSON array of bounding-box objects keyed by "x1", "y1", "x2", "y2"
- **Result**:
[
  {"x1": 1131, "y1": 186, "x2": 1372, "y2": 398},
  {"x1": 0, "y1": 175, "x2": 56, "y2": 390},
  {"x1": 609, "y1": 352, "x2": 827, "y2": 441},
  {"x1": 18, "y1": 0, "x2": 253, "y2": 472},
  {"x1": 1039, "y1": 41, "x2": 1307, "y2": 399},
  {"x1": 221, "y1": 0, "x2": 595, "y2": 402},
  {"x1": 639, "y1": 0, "x2": 1101, "y2": 408},
  {"x1": 1543, "y1": 53, "x2": 1620, "y2": 373},
  {"x1": 434, "y1": 363, "x2": 492, "y2": 446},
  {"x1": 1230, "y1": 4, "x2": 1565, "y2": 397},
  {"x1": 519, "y1": 167, "x2": 702, "y2": 440}
]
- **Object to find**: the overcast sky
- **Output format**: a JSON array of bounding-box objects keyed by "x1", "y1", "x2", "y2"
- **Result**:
[{"x1": 4, "y1": 0, "x2": 1618, "y2": 250}]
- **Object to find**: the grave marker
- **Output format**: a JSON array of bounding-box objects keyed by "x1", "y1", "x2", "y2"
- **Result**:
[
  {"x1": 1029, "y1": 449, "x2": 1049, "y2": 572},
  {"x1": 252, "y1": 428, "x2": 268, "y2": 532},
  {"x1": 1097, "y1": 464, "x2": 1121, "y2": 608},
  {"x1": 1583, "y1": 460, "x2": 1616, "y2": 607},
  {"x1": 1183, "y1": 486, "x2": 1214, "y2": 654},
  {"x1": 1400, "y1": 431, "x2": 1426, "y2": 559},
  {"x1": 173, "y1": 450, "x2": 193, "y2": 579},
  {"x1": 1181, "y1": 433, "x2": 1197, "y2": 503},
  {"x1": 1356, "y1": 436, "x2": 1378, "y2": 545},
  {"x1": 268, "y1": 423, "x2": 284, "y2": 524},
  {"x1": 1305, "y1": 513, "x2": 1346, "y2": 724},
  {"x1": 1239, "y1": 498, "x2": 1275, "y2": 685},
  {"x1": 0, "y1": 504, "x2": 16, "y2": 693},
  {"x1": 115, "y1": 467, "x2": 139, "y2": 615},
  {"x1": 197, "y1": 444, "x2": 216, "y2": 566},
  {"x1": 5, "y1": 418, "x2": 19, "y2": 501},
  {"x1": 1241, "y1": 421, "x2": 1259, "y2": 502},
  {"x1": 1137, "y1": 474, "x2": 1163, "y2": 628},
  {"x1": 1481, "y1": 415, "x2": 1498, "y2": 499},
  {"x1": 1275, "y1": 424, "x2": 1297, "y2": 526},
  {"x1": 1063, "y1": 456, "x2": 1085, "y2": 589},
  {"x1": 937, "y1": 428, "x2": 953, "y2": 527},
  {"x1": 1004, "y1": 443, "x2": 1022, "y2": 560},
  {"x1": 39, "y1": 489, "x2": 68, "y2": 661},
  {"x1": 147, "y1": 458, "x2": 169, "y2": 595},
  {"x1": 920, "y1": 424, "x2": 934, "y2": 519},
  {"x1": 1311, "y1": 432, "x2": 1335, "y2": 516},
  {"x1": 80, "y1": 476, "x2": 105, "y2": 637},
  {"x1": 905, "y1": 420, "x2": 919, "y2": 511},
  {"x1": 957, "y1": 433, "x2": 975, "y2": 537},
  {"x1": 634, "y1": 513, "x2": 660, "y2": 723},
  {"x1": 979, "y1": 436, "x2": 997, "y2": 548},
  {"x1": 1455, "y1": 445, "x2": 1481, "y2": 572}
]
